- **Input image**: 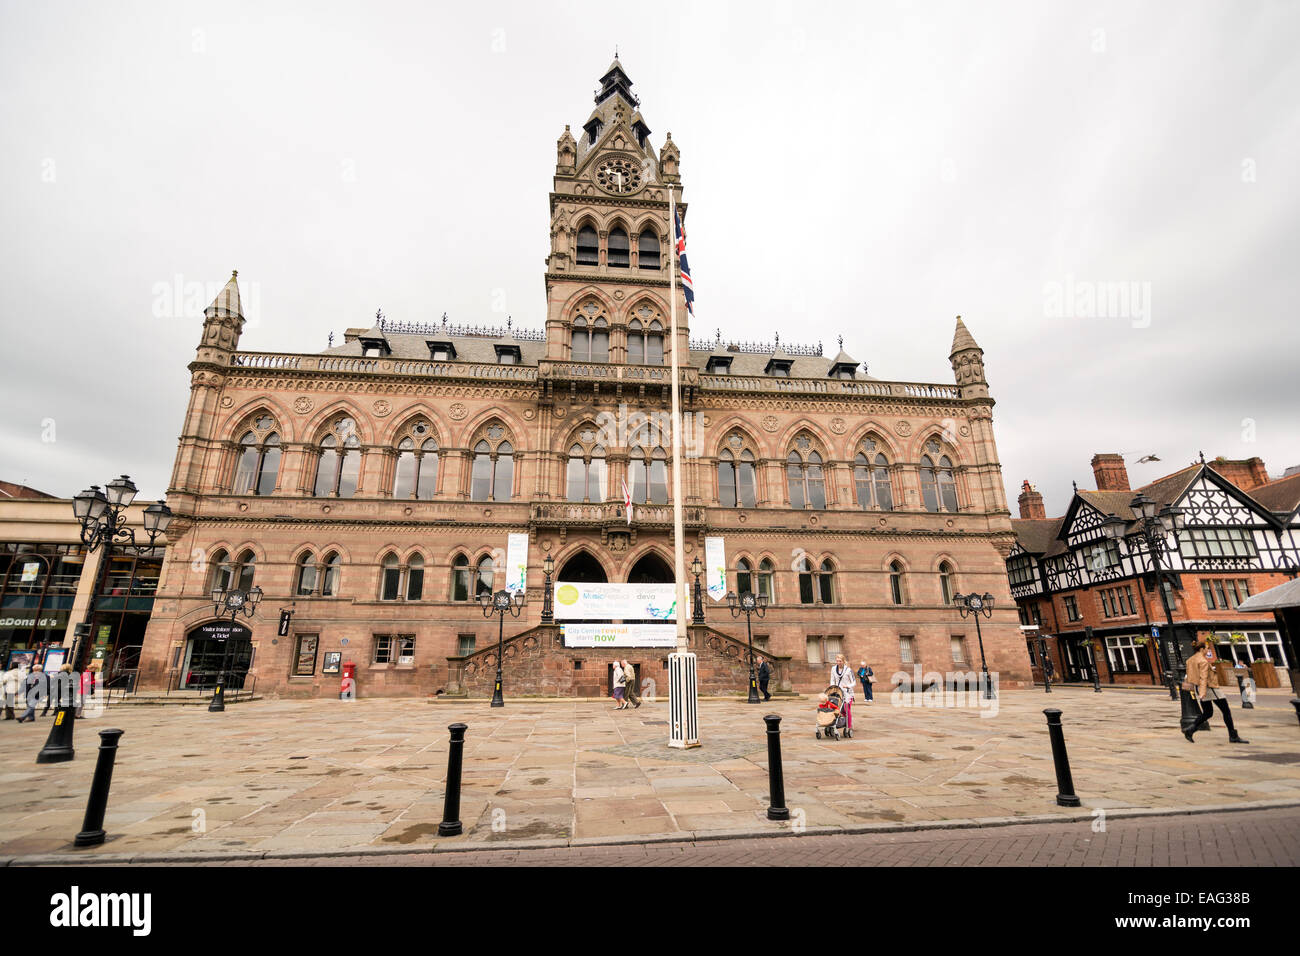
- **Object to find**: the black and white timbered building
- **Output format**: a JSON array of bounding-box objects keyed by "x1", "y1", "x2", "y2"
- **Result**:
[{"x1": 1006, "y1": 458, "x2": 1300, "y2": 688}]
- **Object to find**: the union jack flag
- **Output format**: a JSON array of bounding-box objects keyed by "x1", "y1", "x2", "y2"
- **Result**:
[{"x1": 674, "y1": 207, "x2": 694, "y2": 316}]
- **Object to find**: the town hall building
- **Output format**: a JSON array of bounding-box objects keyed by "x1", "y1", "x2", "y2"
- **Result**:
[{"x1": 136, "y1": 59, "x2": 1029, "y2": 698}]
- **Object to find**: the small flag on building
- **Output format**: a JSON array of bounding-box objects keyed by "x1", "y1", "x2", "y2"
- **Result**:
[
  {"x1": 674, "y1": 207, "x2": 694, "y2": 316},
  {"x1": 622, "y1": 476, "x2": 633, "y2": 525}
]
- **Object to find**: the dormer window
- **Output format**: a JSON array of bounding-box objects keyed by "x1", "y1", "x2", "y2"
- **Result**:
[
  {"x1": 765, "y1": 358, "x2": 792, "y2": 377},
  {"x1": 584, "y1": 120, "x2": 603, "y2": 145},
  {"x1": 427, "y1": 341, "x2": 456, "y2": 361},
  {"x1": 494, "y1": 344, "x2": 522, "y2": 365},
  {"x1": 359, "y1": 336, "x2": 391, "y2": 358},
  {"x1": 829, "y1": 363, "x2": 856, "y2": 379},
  {"x1": 706, "y1": 356, "x2": 733, "y2": 375}
]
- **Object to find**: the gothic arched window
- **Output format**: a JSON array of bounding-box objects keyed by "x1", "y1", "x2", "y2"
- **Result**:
[
  {"x1": 786, "y1": 441, "x2": 826, "y2": 510},
  {"x1": 627, "y1": 317, "x2": 664, "y2": 365},
  {"x1": 607, "y1": 227, "x2": 630, "y2": 268},
  {"x1": 406, "y1": 554, "x2": 424, "y2": 601},
  {"x1": 232, "y1": 422, "x2": 281, "y2": 496},
  {"x1": 565, "y1": 430, "x2": 606, "y2": 502},
  {"x1": 392, "y1": 419, "x2": 439, "y2": 499},
  {"x1": 736, "y1": 558, "x2": 753, "y2": 595},
  {"x1": 313, "y1": 417, "x2": 361, "y2": 498},
  {"x1": 757, "y1": 558, "x2": 776, "y2": 603},
  {"x1": 208, "y1": 549, "x2": 232, "y2": 594},
  {"x1": 296, "y1": 551, "x2": 317, "y2": 596},
  {"x1": 718, "y1": 446, "x2": 757, "y2": 508},
  {"x1": 233, "y1": 549, "x2": 256, "y2": 592},
  {"x1": 920, "y1": 439, "x2": 958, "y2": 512},
  {"x1": 451, "y1": 553, "x2": 471, "y2": 602},
  {"x1": 819, "y1": 559, "x2": 836, "y2": 604},
  {"x1": 890, "y1": 560, "x2": 907, "y2": 605},
  {"x1": 853, "y1": 437, "x2": 893, "y2": 511},
  {"x1": 797, "y1": 557, "x2": 815, "y2": 605},
  {"x1": 476, "y1": 554, "x2": 496, "y2": 597},
  {"x1": 576, "y1": 224, "x2": 598, "y2": 266},
  {"x1": 628, "y1": 443, "x2": 668, "y2": 505},
  {"x1": 471, "y1": 426, "x2": 514, "y2": 501},
  {"x1": 638, "y1": 231, "x2": 660, "y2": 270},
  {"x1": 571, "y1": 313, "x2": 610, "y2": 363},
  {"x1": 322, "y1": 551, "x2": 341, "y2": 596},
  {"x1": 939, "y1": 560, "x2": 955, "y2": 605}
]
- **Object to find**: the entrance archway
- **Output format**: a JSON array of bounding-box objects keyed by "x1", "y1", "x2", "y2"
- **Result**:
[
  {"x1": 181, "y1": 620, "x2": 253, "y2": 690},
  {"x1": 627, "y1": 551, "x2": 673, "y2": 584},
  {"x1": 557, "y1": 550, "x2": 607, "y2": 583}
]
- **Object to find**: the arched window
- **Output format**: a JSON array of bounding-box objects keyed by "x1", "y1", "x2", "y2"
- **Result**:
[
  {"x1": 920, "y1": 440, "x2": 958, "y2": 512},
  {"x1": 819, "y1": 559, "x2": 836, "y2": 604},
  {"x1": 571, "y1": 314, "x2": 610, "y2": 363},
  {"x1": 406, "y1": 554, "x2": 424, "y2": 601},
  {"x1": 314, "y1": 417, "x2": 361, "y2": 498},
  {"x1": 380, "y1": 553, "x2": 401, "y2": 601},
  {"x1": 853, "y1": 438, "x2": 892, "y2": 511},
  {"x1": 451, "y1": 553, "x2": 471, "y2": 602},
  {"x1": 718, "y1": 441, "x2": 757, "y2": 508},
  {"x1": 475, "y1": 555, "x2": 496, "y2": 597},
  {"x1": 890, "y1": 560, "x2": 907, "y2": 605},
  {"x1": 233, "y1": 423, "x2": 281, "y2": 496},
  {"x1": 208, "y1": 549, "x2": 232, "y2": 594},
  {"x1": 786, "y1": 442, "x2": 826, "y2": 509},
  {"x1": 626, "y1": 318, "x2": 664, "y2": 365},
  {"x1": 797, "y1": 557, "x2": 815, "y2": 605},
  {"x1": 392, "y1": 420, "x2": 439, "y2": 499},
  {"x1": 939, "y1": 560, "x2": 955, "y2": 605},
  {"x1": 234, "y1": 549, "x2": 256, "y2": 592},
  {"x1": 296, "y1": 552, "x2": 317, "y2": 596},
  {"x1": 471, "y1": 427, "x2": 514, "y2": 501},
  {"x1": 576, "y1": 224, "x2": 599, "y2": 265},
  {"x1": 322, "y1": 552, "x2": 341, "y2": 596},
  {"x1": 628, "y1": 444, "x2": 668, "y2": 504},
  {"x1": 607, "y1": 227, "x2": 630, "y2": 268},
  {"x1": 757, "y1": 558, "x2": 776, "y2": 603},
  {"x1": 637, "y1": 231, "x2": 660, "y2": 270},
  {"x1": 736, "y1": 558, "x2": 753, "y2": 595},
  {"x1": 565, "y1": 431, "x2": 606, "y2": 502}
]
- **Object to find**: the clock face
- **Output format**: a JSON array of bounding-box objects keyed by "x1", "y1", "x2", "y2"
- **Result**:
[
  {"x1": 968, "y1": 596, "x2": 983, "y2": 611},
  {"x1": 596, "y1": 157, "x2": 642, "y2": 194}
]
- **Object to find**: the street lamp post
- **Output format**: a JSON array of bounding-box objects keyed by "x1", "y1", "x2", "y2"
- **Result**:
[
  {"x1": 691, "y1": 555, "x2": 705, "y2": 625},
  {"x1": 953, "y1": 591, "x2": 996, "y2": 699},
  {"x1": 71, "y1": 476, "x2": 172, "y2": 671},
  {"x1": 1101, "y1": 501, "x2": 1200, "y2": 732},
  {"x1": 479, "y1": 588, "x2": 524, "y2": 707},
  {"x1": 207, "y1": 578, "x2": 263, "y2": 712},
  {"x1": 540, "y1": 554, "x2": 555, "y2": 625},
  {"x1": 726, "y1": 589, "x2": 767, "y2": 703}
]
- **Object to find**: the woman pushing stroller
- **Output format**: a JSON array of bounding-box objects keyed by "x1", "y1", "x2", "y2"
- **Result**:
[{"x1": 831, "y1": 654, "x2": 856, "y2": 739}]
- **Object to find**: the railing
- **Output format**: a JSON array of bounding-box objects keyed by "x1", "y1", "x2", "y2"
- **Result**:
[
  {"x1": 539, "y1": 361, "x2": 680, "y2": 384},
  {"x1": 530, "y1": 501, "x2": 704, "y2": 526},
  {"x1": 699, "y1": 375, "x2": 956, "y2": 398},
  {"x1": 232, "y1": 351, "x2": 539, "y2": 382}
]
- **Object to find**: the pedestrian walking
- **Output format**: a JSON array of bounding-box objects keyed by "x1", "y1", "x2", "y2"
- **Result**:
[
  {"x1": 830, "y1": 653, "x2": 856, "y2": 739},
  {"x1": 51, "y1": 663, "x2": 77, "y2": 712},
  {"x1": 856, "y1": 660, "x2": 874, "y2": 703},
  {"x1": 757, "y1": 655, "x2": 771, "y2": 701},
  {"x1": 17, "y1": 665, "x2": 45, "y2": 723},
  {"x1": 1185, "y1": 635, "x2": 1249, "y2": 744},
  {"x1": 622, "y1": 660, "x2": 641, "y2": 708},
  {"x1": 2, "y1": 663, "x2": 23, "y2": 719},
  {"x1": 612, "y1": 660, "x2": 628, "y2": 710}
]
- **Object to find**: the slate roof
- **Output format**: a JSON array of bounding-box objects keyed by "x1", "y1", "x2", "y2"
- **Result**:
[
  {"x1": 1009, "y1": 518, "x2": 1064, "y2": 556},
  {"x1": 1250, "y1": 471, "x2": 1300, "y2": 517}
]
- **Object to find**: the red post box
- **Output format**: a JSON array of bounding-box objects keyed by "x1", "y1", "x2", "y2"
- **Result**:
[{"x1": 340, "y1": 661, "x2": 356, "y2": 700}]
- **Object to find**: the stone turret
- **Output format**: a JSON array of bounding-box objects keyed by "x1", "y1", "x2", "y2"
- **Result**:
[
  {"x1": 196, "y1": 271, "x2": 245, "y2": 366},
  {"x1": 949, "y1": 315, "x2": 987, "y2": 400}
]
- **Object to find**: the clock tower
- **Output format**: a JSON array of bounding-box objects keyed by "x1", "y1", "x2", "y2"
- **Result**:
[{"x1": 544, "y1": 58, "x2": 689, "y2": 364}]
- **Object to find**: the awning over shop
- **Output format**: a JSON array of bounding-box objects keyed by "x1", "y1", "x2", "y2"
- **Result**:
[{"x1": 1237, "y1": 577, "x2": 1300, "y2": 612}]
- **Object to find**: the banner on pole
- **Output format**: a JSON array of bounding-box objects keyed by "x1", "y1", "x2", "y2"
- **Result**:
[
  {"x1": 704, "y1": 536, "x2": 726, "y2": 602},
  {"x1": 505, "y1": 533, "x2": 529, "y2": 594}
]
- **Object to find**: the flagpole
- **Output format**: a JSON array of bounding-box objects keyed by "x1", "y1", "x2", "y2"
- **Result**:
[{"x1": 667, "y1": 184, "x2": 699, "y2": 749}]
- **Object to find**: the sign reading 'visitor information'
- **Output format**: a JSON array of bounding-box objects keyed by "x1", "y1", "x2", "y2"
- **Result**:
[
  {"x1": 561, "y1": 623, "x2": 678, "y2": 648},
  {"x1": 552, "y1": 582, "x2": 677, "y2": 620}
]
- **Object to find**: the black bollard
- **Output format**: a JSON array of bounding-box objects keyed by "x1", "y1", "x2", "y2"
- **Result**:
[
  {"x1": 764, "y1": 714, "x2": 790, "y2": 821},
  {"x1": 74, "y1": 729, "x2": 125, "y2": 847},
  {"x1": 36, "y1": 706, "x2": 76, "y2": 764},
  {"x1": 208, "y1": 683, "x2": 226, "y2": 713},
  {"x1": 1043, "y1": 708, "x2": 1081, "y2": 807},
  {"x1": 438, "y1": 723, "x2": 468, "y2": 836}
]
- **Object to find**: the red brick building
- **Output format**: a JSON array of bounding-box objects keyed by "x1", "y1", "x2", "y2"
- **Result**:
[{"x1": 1007, "y1": 455, "x2": 1300, "y2": 689}]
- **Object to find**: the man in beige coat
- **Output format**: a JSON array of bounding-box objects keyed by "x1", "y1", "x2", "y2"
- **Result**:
[{"x1": 1185, "y1": 635, "x2": 1248, "y2": 744}]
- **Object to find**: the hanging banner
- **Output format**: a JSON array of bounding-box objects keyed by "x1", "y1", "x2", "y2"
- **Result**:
[
  {"x1": 505, "y1": 533, "x2": 529, "y2": 594},
  {"x1": 553, "y1": 582, "x2": 677, "y2": 620},
  {"x1": 561, "y1": 623, "x2": 679, "y2": 648},
  {"x1": 705, "y1": 537, "x2": 727, "y2": 602}
]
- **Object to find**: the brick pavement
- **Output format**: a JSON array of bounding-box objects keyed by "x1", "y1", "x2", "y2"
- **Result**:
[{"x1": 1, "y1": 688, "x2": 1297, "y2": 863}]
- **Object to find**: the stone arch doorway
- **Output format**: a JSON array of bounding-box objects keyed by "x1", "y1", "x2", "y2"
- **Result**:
[
  {"x1": 626, "y1": 551, "x2": 673, "y2": 584},
  {"x1": 557, "y1": 550, "x2": 607, "y2": 583}
]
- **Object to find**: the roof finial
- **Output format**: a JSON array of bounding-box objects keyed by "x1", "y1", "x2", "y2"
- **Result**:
[
  {"x1": 231, "y1": 269, "x2": 238, "y2": 279},
  {"x1": 614, "y1": 45, "x2": 619, "y2": 60},
  {"x1": 441, "y1": 311, "x2": 448, "y2": 327},
  {"x1": 507, "y1": 315, "x2": 513, "y2": 329},
  {"x1": 328, "y1": 331, "x2": 334, "y2": 348},
  {"x1": 715, "y1": 328, "x2": 722, "y2": 344},
  {"x1": 1198, "y1": 450, "x2": 1206, "y2": 464},
  {"x1": 838, "y1": 334, "x2": 844, "y2": 349},
  {"x1": 774, "y1": 331, "x2": 780, "y2": 350},
  {"x1": 1072, "y1": 479, "x2": 1079, "y2": 493},
  {"x1": 376, "y1": 307, "x2": 385, "y2": 331}
]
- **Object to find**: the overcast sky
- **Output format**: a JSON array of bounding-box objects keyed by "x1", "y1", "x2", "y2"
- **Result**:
[{"x1": 2, "y1": 0, "x2": 1297, "y2": 516}]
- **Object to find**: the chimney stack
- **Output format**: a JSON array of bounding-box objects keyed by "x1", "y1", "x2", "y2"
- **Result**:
[
  {"x1": 1207, "y1": 456, "x2": 1270, "y2": 492},
  {"x1": 1018, "y1": 480, "x2": 1046, "y2": 519},
  {"x1": 1091, "y1": 453, "x2": 1130, "y2": 492}
]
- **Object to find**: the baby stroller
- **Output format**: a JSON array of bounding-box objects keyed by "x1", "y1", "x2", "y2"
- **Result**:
[{"x1": 815, "y1": 686, "x2": 846, "y2": 740}]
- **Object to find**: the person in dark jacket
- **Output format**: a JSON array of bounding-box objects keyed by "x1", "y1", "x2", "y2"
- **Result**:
[
  {"x1": 18, "y1": 665, "x2": 46, "y2": 722},
  {"x1": 756, "y1": 656, "x2": 771, "y2": 701},
  {"x1": 856, "y1": 661, "x2": 874, "y2": 703}
]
